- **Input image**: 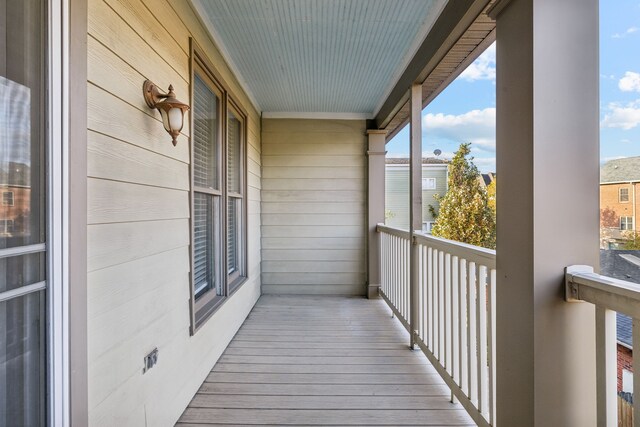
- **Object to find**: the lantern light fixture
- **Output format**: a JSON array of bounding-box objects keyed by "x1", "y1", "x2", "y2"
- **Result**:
[{"x1": 143, "y1": 80, "x2": 190, "y2": 146}]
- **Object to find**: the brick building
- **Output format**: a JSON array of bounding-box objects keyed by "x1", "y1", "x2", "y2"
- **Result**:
[{"x1": 600, "y1": 157, "x2": 640, "y2": 248}]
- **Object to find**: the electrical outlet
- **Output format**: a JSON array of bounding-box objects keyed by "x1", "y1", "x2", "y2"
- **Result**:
[{"x1": 143, "y1": 348, "x2": 159, "y2": 373}]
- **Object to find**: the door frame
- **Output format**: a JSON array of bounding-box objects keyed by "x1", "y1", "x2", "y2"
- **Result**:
[{"x1": 48, "y1": 0, "x2": 87, "y2": 425}]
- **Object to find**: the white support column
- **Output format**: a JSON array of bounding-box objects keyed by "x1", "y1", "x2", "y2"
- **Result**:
[
  {"x1": 367, "y1": 130, "x2": 387, "y2": 299},
  {"x1": 409, "y1": 83, "x2": 422, "y2": 348},
  {"x1": 492, "y1": 0, "x2": 598, "y2": 425},
  {"x1": 595, "y1": 307, "x2": 617, "y2": 426}
]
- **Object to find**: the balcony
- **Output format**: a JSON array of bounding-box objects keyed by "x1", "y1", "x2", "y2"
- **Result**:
[
  {"x1": 6, "y1": 0, "x2": 610, "y2": 425},
  {"x1": 178, "y1": 295, "x2": 474, "y2": 425},
  {"x1": 178, "y1": 227, "x2": 640, "y2": 426}
]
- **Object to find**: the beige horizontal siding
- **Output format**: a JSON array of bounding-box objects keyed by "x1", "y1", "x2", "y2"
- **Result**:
[
  {"x1": 261, "y1": 119, "x2": 366, "y2": 296},
  {"x1": 86, "y1": 0, "x2": 262, "y2": 425}
]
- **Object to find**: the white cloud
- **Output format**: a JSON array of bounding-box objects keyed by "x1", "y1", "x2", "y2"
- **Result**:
[
  {"x1": 471, "y1": 157, "x2": 496, "y2": 172},
  {"x1": 619, "y1": 71, "x2": 640, "y2": 92},
  {"x1": 601, "y1": 100, "x2": 640, "y2": 130},
  {"x1": 423, "y1": 107, "x2": 496, "y2": 152},
  {"x1": 459, "y1": 43, "x2": 496, "y2": 82},
  {"x1": 613, "y1": 26, "x2": 639, "y2": 38}
]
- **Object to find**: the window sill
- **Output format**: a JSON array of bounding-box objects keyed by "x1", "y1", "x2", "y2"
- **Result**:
[{"x1": 191, "y1": 275, "x2": 249, "y2": 335}]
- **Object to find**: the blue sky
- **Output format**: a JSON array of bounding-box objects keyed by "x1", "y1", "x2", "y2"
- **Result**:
[{"x1": 386, "y1": 1, "x2": 640, "y2": 172}]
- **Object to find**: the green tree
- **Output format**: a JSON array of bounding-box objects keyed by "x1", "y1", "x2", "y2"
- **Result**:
[
  {"x1": 623, "y1": 231, "x2": 640, "y2": 250},
  {"x1": 486, "y1": 178, "x2": 496, "y2": 217},
  {"x1": 431, "y1": 143, "x2": 496, "y2": 249}
]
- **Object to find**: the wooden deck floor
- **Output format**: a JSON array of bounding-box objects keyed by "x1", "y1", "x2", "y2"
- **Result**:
[{"x1": 177, "y1": 295, "x2": 475, "y2": 426}]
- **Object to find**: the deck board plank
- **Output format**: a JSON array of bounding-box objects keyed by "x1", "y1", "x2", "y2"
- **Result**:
[{"x1": 176, "y1": 295, "x2": 474, "y2": 426}]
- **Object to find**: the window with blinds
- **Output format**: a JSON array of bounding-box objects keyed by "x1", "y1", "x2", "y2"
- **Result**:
[
  {"x1": 190, "y1": 42, "x2": 248, "y2": 332},
  {"x1": 227, "y1": 109, "x2": 244, "y2": 287}
]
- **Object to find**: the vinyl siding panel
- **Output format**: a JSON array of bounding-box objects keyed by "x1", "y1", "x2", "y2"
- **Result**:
[
  {"x1": 86, "y1": 0, "x2": 261, "y2": 425},
  {"x1": 261, "y1": 119, "x2": 366, "y2": 295},
  {"x1": 385, "y1": 164, "x2": 448, "y2": 230}
]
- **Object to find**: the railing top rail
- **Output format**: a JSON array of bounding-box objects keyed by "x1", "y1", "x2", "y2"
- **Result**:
[
  {"x1": 414, "y1": 232, "x2": 496, "y2": 268},
  {"x1": 377, "y1": 223, "x2": 496, "y2": 269},
  {"x1": 566, "y1": 265, "x2": 640, "y2": 318},
  {"x1": 376, "y1": 224, "x2": 410, "y2": 239}
]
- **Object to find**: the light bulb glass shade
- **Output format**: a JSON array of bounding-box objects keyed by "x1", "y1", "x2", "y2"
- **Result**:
[
  {"x1": 168, "y1": 107, "x2": 183, "y2": 132},
  {"x1": 160, "y1": 108, "x2": 170, "y2": 133}
]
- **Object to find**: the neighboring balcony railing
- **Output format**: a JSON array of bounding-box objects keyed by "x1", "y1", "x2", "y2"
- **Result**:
[
  {"x1": 565, "y1": 266, "x2": 640, "y2": 427},
  {"x1": 377, "y1": 224, "x2": 496, "y2": 427}
]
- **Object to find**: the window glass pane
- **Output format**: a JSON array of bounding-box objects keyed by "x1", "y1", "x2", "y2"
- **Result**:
[
  {"x1": 193, "y1": 192, "x2": 221, "y2": 299},
  {"x1": 0, "y1": 253, "x2": 44, "y2": 293},
  {"x1": 0, "y1": 291, "x2": 46, "y2": 427},
  {"x1": 620, "y1": 188, "x2": 629, "y2": 202},
  {"x1": 227, "y1": 111, "x2": 241, "y2": 194},
  {"x1": 0, "y1": 0, "x2": 46, "y2": 250},
  {"x1": 227, "y1": 198, "x2": 241, "y2": 275},
  {"x1": 193, "y1": 74, "x2": 219, "y2": 190}
]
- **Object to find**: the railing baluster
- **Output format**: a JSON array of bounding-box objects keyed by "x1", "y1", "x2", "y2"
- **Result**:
[
  {"x1": 489, "y1": 268, "x2": 496, "y2": 425},
  {"x1": 595, "y1": 306, "x2": 617, "y2": 427},
  {"x1": 420, "y1": 244, "x2": 425, "y2": 341},
  {"x1": 401, "y1": 237, "x2": 404, "y2": 318},
  {"x1": 460, "y1": 259, "x2": 468, "y2": 396},
  {"x1": 395, "y1": 236, "x2": 399, "y2": 315},
  {"x1": 438, "y1": 251, "x2": 444, "y2": 364},
  {"x1": 478, "y1": 265, "x2": 488, "y2": 417},
  {"x1": 444, "y1": 252, "x2": 450, "y2": 372},
  {"x1": 434, "y1": 249, "x2": 439, "y2": 357},
  {"x1": 429, "y1": 248, "x2": 436, "y2": 353},
  {"x1": 634, "y1": 318, "x2": 640, "y2": 427},
  {"x1": 452, "y1": 255, "x2": 459, "y2": 385},
  {"x1": 405, "y1": 237, "x2": 410, "y2": 321},
  {"x1": 468, "y1": 262, "x2": 477, "y2": 404}
]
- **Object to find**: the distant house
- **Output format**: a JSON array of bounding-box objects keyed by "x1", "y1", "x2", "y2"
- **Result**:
[
  {"x1": 601, "y1": 249, "x2": 640, "y2": 393},
  {"x1": 385, "y1": 158, "x2": 448, "y2": 232},
  {"x1": 600, "y1": 157, "x2": 640, "y2": 248},
  {"x1": 0, "y1": 162, "x2": 31, "y2": 238},
  {"x1": 479, "y1": 172, "x2": 496, "y2": 188}
]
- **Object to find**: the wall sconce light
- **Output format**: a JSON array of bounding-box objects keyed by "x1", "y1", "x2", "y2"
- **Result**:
[{"x1": 143, "y1": 80, "x2": 190, "y2": 146}]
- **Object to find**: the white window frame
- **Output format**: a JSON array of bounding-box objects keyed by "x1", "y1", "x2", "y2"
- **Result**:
[
  {"x1": 2, "y1": 191, "x2": 14, "y2": 206},
  {"x1": 422, "y1": 221, "x2": 435, "y2": 233},
  {"x1": 422, "y1": 177, "x2": 437, "y2": 190},
  {"x1": 620, "y1": 216, "x2": 633, "y2": 231},
  {"x1": 619, "y1": 187, "x2": 630, "y2": 203},
  {"x1": 0, "y1": 219, "x2": 14, "y2": 234}
]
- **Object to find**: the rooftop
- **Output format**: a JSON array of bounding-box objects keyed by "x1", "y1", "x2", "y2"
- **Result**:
[
  {"x1": 600, "y1": 156, "x2": 640, "y2": 183},
  {"x1": 385, "y1": 157, "x2": 449, "y2": 165}
]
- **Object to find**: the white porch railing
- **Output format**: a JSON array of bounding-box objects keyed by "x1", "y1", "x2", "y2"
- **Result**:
[
  {"x1": 378, "y1": 224, "x2": 496, "y2": 427},
  {"x1": 565, "y1": 266, "x2": 640, "y2": 427}
]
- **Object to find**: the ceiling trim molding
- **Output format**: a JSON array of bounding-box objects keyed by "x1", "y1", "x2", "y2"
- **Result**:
[
  {"x1": 189, "y1": 0, "x2": 262, "y2": 114},
  {"x1": 262, "y1": 112, "x2": 373, "y2": 120}
]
